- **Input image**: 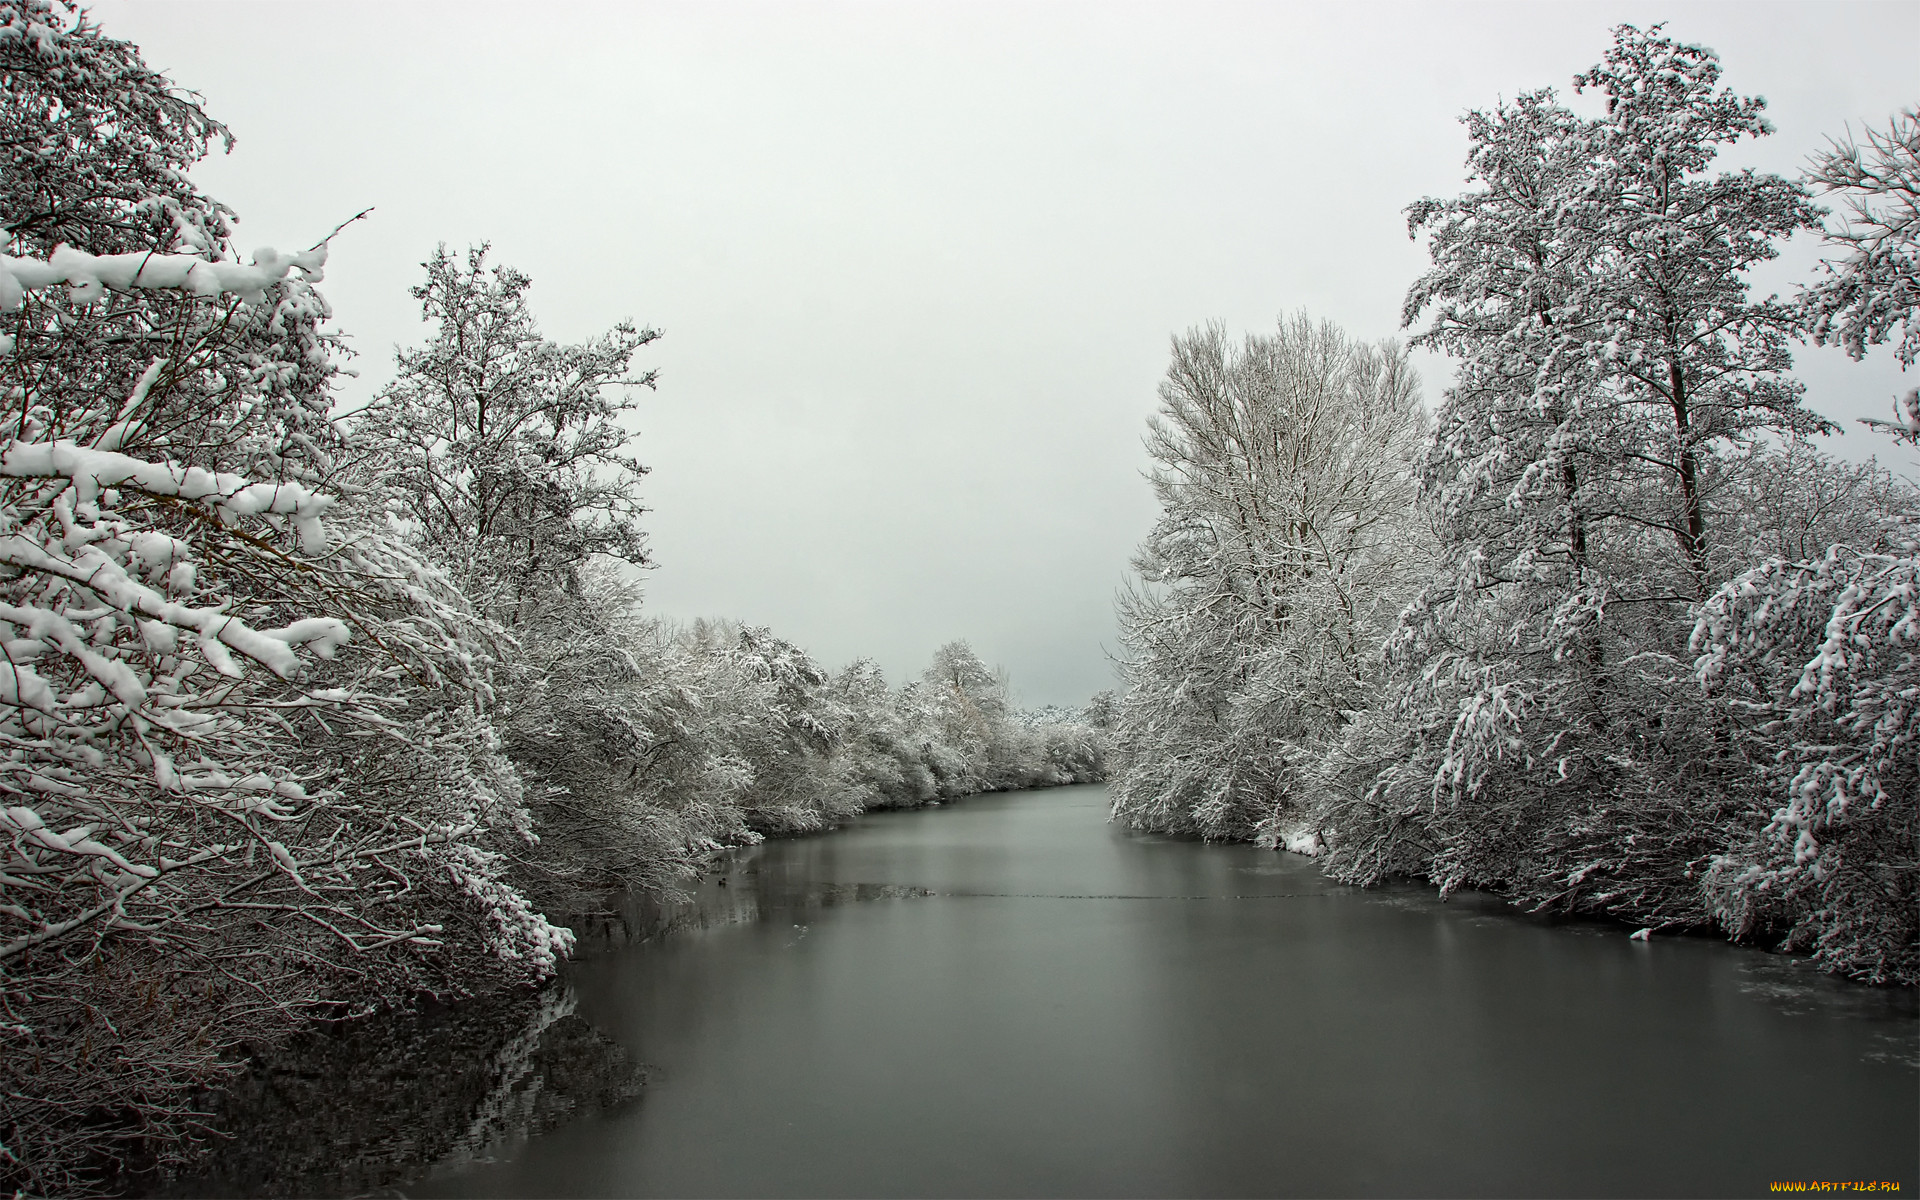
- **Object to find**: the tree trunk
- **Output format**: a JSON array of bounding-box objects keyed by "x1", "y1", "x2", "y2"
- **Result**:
[{"x1": 1666, "y1": 358, "x2": 1709, "y2": 598}]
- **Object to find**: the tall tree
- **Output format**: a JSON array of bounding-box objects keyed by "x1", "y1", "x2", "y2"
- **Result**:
[
  {"x1": 353, "y1": 248, "x2": 690, "y2": 934},
  {"x1": 1406, "y1": 24, "x2": 1826, "y2": 604},
  {"x1": 1325, "y1": 26, "x2": 1825, "y2": 917}
]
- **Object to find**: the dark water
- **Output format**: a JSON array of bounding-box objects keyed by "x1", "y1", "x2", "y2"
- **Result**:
[{"x1": 415, "y1": 785, "x2": 1917, "y2": 1199}]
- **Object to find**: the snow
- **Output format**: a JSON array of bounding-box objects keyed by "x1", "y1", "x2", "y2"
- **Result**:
[{"x1": 0, "y1": 242, "x2": 327, "y2": 312}]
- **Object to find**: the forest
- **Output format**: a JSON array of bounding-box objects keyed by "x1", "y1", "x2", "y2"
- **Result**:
[
  {"x1": 1108, "y1": 29, "x2": 1917, "y2": 985},
  {"x1": 0, "y1": 4, "x2": 1105, "y2": 1192},
  {"x1": 0, "y1": 3, "x2": 1914, "y2": 1195}
]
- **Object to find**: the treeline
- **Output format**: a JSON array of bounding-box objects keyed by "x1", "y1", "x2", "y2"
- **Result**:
[
  {"x1": 512, "y1": 618, "x2": 1108, "y2": 933},
  {"x1": 1110, "y1": 28, "x2": 1917, "y2": 986},
  {"x1": 0, "y1": 4, "x2": 1102, "y2": 1194}
]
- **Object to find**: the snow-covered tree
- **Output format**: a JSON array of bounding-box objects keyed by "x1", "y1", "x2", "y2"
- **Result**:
[
  {"x1": 1803, "y1": 108, "x2": 1920, "y2": 369},
  {"x1": 720, "y1": 625, "x2": 864, "y2": 833},
  {"x1": 1110, "y1": 315, "x2": 1426, "y2": 843},
  {"x1": 1011, "y1": 705, "x2": 1108, "y2": 786},
  {"x1": 0, "y1": 1, "x2": 344, "y2": 489},
  {"x1": 345, "y1": 246, "x2": 681, "y2": 938},
  {"x1": 922, "y1": 639, "x2": 1008, "y2": 717},
  {"x1": 1691, "y1": 105, "x2": 1920, "y2": 981},
  {"x1": 1317, "y1": 26, "x2": 1828, "y2": 925},
  {"x1": 832, "y1": 657, "x2": 939, "y2": 808},
  {"x1": 1561, "y1": 26, "x2": 1828, "y2": 591},
  {"x1": 911, "y1": 640, "x2": 1001, "y2": 785},
  {"x1": 1694, "y1": 508, "x2": 1919, "y2": 984},
  {"x1": 1717, "y1": 439, "x2": 1917, "y2": 563},
  {"x1": 1403, "y1": 24, "x2": 1825, "y2": 605},
  {"x1": 0, "y1": 227, "x2": 575, "y2": 1200},
  {"x1": 356, "y1": 244, "x2": 657, "y2": 625},
  {"x1": 483, "y1": 567, "x2": 722, "y2": 923},
  {"x1": 0, "y1": 9, "x2": 569, "y2": 1190}
]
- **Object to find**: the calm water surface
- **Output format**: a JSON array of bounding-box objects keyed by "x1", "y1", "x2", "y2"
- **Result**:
[{"x1": 416, "y1": 785, "x2": 1917, "y2": 1199}]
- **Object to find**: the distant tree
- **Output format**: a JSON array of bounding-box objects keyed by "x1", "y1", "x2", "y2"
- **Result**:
[
  {"x1": 832, "y1": 658, "x2": 936, "y2": 807},
  {"x1": 1012, "y1": 706, "x2": 1109, "y2": 786},
  {"x1": 1110, "y1": 315, "x2": 1426, "y2": 842},
  {"x1": 723, "y1": 626, "x2": 863, "y2": 832},
  {"x1": 1083, "y1": 689, "x2": 1117, "y2": 730},
  {"x1": 922, "y1": 639, "x2": 1008, "y2": 716},
  {"x1": 912, "y1": 640, "x2": 999, "y2": 780},
  {"x1": 1716, "y1": 439, "x2": 1917, "y2": 562}
]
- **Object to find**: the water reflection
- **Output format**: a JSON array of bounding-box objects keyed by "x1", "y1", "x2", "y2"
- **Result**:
[{"x1": 157, "y1": 983, "x2": 645, "y2": 1198}]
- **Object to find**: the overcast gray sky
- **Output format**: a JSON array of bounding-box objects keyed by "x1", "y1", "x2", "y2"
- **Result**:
[{"x1": 91, "y1": 0, "x2": 1917, "y2": 706}]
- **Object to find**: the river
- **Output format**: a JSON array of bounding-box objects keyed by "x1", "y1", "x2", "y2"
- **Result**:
[{"x1": 412, "y1": 784, "x2": 1917, "y2": 1198}]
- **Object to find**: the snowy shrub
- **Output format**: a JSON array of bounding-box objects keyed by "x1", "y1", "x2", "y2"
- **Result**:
[{"x1": 1696, "y1": 537, "x2": 1920, "y2": 983}]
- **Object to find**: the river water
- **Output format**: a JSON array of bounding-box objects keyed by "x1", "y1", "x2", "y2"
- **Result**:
[{"x1": 415, "y1": 784, "x2": 1917, "y2": 1199}]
